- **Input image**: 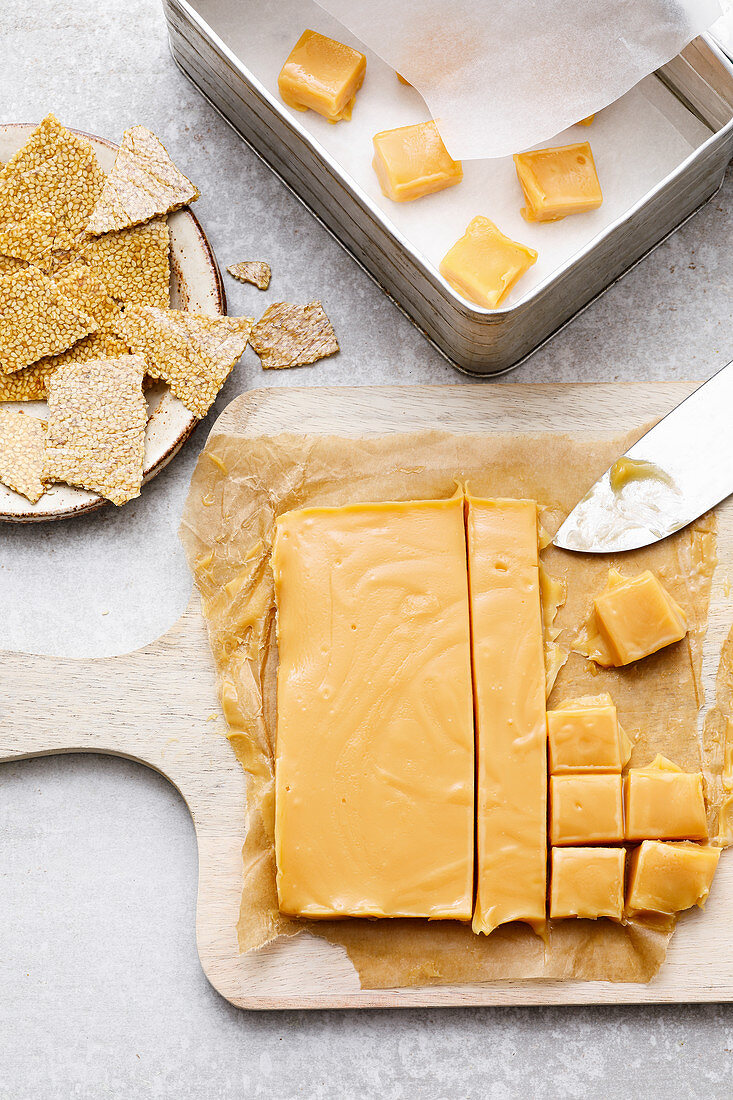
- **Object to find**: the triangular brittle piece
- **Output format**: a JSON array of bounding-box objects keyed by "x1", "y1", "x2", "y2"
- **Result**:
[
  {"x1": 121, "y1": 306, "x2": 252, "y2": 418},
  {"x1": 86, "y1": 127, "x2": 199, "y2": 236},
  {"x1": 249, "y1": 300, "x2": 338, "y2": 369},
  {"x1": 227, "y1": 261, "x2": 271, "y2": 290},
  {"x1": 80, "y1": 218, "x2": 170, "y2": 307},
  {"x1": 0, "y1": 256, "x2": 26, "y2": 276},
  {"x1": 43, "y1": 354, "x2": 147, "y2": 506},
  {"x1": 0, "y1": 409, "x2": 48, "y2": 502},
  {"x1": 53, "y1": 264, "x2": 127, "y2": 337},
  {"x1": 0, "y1": 115, "x2": 105, "y2": 243},
  {"x1": 2, "y1": 266, "x2": 132, "y2": 396},
  {"x1": 0, "y1": 361, "x2": 55, "y2": 402},
  {"x1": 0, "y1": 266, "x2": 97, "y2": 374}
]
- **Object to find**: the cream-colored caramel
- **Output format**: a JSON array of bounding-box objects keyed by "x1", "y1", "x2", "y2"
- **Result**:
[
  {"x1": 272, "y1": 496, "x2": 475, "y2": 920},
  {"x1": 439, "y1": 216, "x2": 537, "y2": 309},
  {"x1": 550, "y1": 774, "x2": 624, "y2": 845},
  {"x1": 372, "y1": 121, "x2": 463, "y2": 203},
  {"x1": 547, "y1": 694, "x2": 632, "y2": 774},
  {"x1": 513, "y1": 142, "x2": 603, "y2": 223},
  {"x1": 626, "y1": 840, "x2": 720, "y2": 916},
  {"x1": 278, "y1": 29, "x2": 366, "y2": 123},
  {"x1": 625, "y1": 755, "x2": 708, "y2": 840},
  {"x1": 550, "y1": 847, "x2": 625, "y2": 920},
  {"x1": 578, "y1": 568, "x2": 688, "y2": 667},
  {"x1": 608, "y1": 456, "x2": 674, "y2": 493},
  {"x1": 467, "y1": 496, "x2": 547, "y2": 934}
]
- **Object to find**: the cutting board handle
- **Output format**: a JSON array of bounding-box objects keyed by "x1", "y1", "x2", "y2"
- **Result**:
[{"x1": 0, "y1": 596, "x2": 248, "y2": 1001}]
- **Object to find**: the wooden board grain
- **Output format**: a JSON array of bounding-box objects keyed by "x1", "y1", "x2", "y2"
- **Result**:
[{"x1": 2, "y1": 383, "x2": 732, "y2": 1010}]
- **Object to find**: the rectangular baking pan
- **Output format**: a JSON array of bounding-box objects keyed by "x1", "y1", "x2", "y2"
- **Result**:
[{"x1": 164, "y1": 0, "x2": 733, "y2": 375}]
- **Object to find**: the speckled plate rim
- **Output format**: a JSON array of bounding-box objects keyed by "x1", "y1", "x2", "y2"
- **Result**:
[{"x1": 0, "y1": 122, "x2": 226, "y2": 523}]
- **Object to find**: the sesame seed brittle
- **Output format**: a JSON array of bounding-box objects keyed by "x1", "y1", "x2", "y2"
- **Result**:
[
  {"x1": 0, "y1": 266, "x2": 98, "y2": 375},
  {"x1": 249, "y1": 300, "x2": 339, "y2": 369},
  {"x1": 80, "y1": 218, "x2": 171, "y2": 308},
  {"x1": 227, "y1": 261, "x2": 271, "y2": 290},
  {"x1": 43, "y1": 354, "x2": 147, "y2": 506},
  {"x1": 86, "y1": 127, "x2": 199, "y2": 236},
  {"x1": 0, "y1": 409, "x2": 48, "y2": 503},
  {"x1": 121, "y1": 306, "x2": 253, "y2": 418},
  {"x1": 0, "y1": 114, "x2": 105, "y2": 243}
]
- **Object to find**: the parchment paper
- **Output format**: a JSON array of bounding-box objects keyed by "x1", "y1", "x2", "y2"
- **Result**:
[
  {"x1": 180, "y1": 426, "x2": 724, "y2": 988},
  {"x1": 316, "y1": 0, "x2": 720, "y2": 159},
  {"x1": 192, "y1": 0, "x2": 713, "y2": 308}
]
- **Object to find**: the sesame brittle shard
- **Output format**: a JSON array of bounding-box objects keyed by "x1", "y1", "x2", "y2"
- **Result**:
[
  {"x1": 54, "y1": 264, "x2": 127, "y2": 338},
  {"x1": 0, "y1": 114, "x2": 105, "y2": 244},
  {"x1": 0, "y1": 361, "x2": 55, "y2": 402},
  {"x1": 43, "y1": 354, "x2": 147, "y2": 506},
  {"x1": 0, "y1": 271, "x2": 129, "y2": 400},
  {"x1": 227, "y1": 261, "x2": 271, "y2": 290},
  {"x1": 249, "y1": 300, "x2": 339, "y2": 369},
  {"x1": 0, "y1": 409, "x2": 48, "y2": 502},
  {"x1": 0, "y1": 266, "x2": 97, "y2": 374},
  {"x1": 80, "y1": 218, "x2": 170, "y2": 307},
  {"x1": 86, "y1": 127, "x2": 200, "y2": 236},
  {"x1": 121, "y1": 306, "x2": 253, "y2": 418},
  {"x1": 25, "y1": 265, "x2": 132, "y2": 381}
]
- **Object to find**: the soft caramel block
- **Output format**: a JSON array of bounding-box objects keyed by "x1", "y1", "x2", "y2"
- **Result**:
[
  {"x1": 625, "y1": 755, "x2": 707, "y2": 841},
  {"x1": 272, "y1": 496, "x2": 475, "y2": 920},
  {"x1": 513, "y1": 142, "x2": 602, "y2": 222},
  {"x1": 550, "y1": 847, "x2": 625, "y2": 920},
  {"x1": 372, "y1": 121, "x2": 462, "y2": 202},
  {"x1": 627, "y1": 841, "x2": 720, "y2": 916},
  {"x1": 467, "y1": 497, "x2": 548, "y2": 934},
  {"x1": 547, "y1": 694, "x2": 632, "y2": 774},
  {"x1": 550, "y1": 774, "x2": 624, "y2": 845},
  {"x1": 439, "y1": 217, "x2": 537, "y2": 309},
  {"x1": 278, "y1": 29, "x2": 366, "y2": 122},
  {"x1": 593, "y1": 568, "x2": 688, "y2": 667}
]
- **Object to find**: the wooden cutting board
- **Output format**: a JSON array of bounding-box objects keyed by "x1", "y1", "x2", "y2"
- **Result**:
[{"x1": 2, "y1": 382, "x2": 732, "y2": 1010}]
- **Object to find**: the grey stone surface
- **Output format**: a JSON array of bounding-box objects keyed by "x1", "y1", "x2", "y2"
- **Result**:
[{"x1": 1, "y1": 1, "x2": 733, "y2": 1096}]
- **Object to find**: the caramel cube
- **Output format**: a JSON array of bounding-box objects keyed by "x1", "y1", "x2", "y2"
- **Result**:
[
  {"x1": 626, "y1": 840, "x2": 720, "y2": 916},
  {"x1": 550, "y1": 774, "x2": 624, "y2": 845},
  {"x1": 577, "y1": 114, "x2": 595, "y2": 126},
  {"x1": 547, "y1": 694, "x2": 632, "y2": 774},
  {"x1": 550, "y1": 847, "x2": 625, "y2": 920},
  {"x1": 513, "y1": 142, "x2": 602, "y2": 222},
  {"x1": 278, "y1": 29, "x2": 366, "y2": 123},
  {"x1": 439, "y1": 217, "x2": 537, "y2": 309},
  {"x1": 372, "y1": 121, "x2": 462, "y2": 203},
  {"x1": 625, "y1": 755, "x2": 707, "y2": 840},
  {"x1": 593, "y1": 569, "x2": 687, "y2": 666}
]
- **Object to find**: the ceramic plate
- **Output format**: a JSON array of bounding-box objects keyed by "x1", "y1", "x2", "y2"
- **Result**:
[{"x1": 0, "y1": 122, "x2": 225, "y2": 522}]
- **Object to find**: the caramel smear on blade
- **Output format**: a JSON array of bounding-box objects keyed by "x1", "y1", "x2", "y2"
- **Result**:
[
  {"x1": 43, "y1": 354, "x2": 147, "y2": 505},
  {"x1": 85, "y1": 126, "x2": 199, "y2": 236},
  {"x1": 121, "y1": 306, "x2": 253, "y2": 418},
  {"x1": 250, "y1": 300, "x2": 339, "y2": 369},
  {"x1": 0, "y1": 409, "x2": 48, "y2": 502},
  {"x1": 227, "y1": 261, "x2": 271, "y2": 290},
  {"x1": 0, "y1": 266, "x2": 97, "y2": 374}
]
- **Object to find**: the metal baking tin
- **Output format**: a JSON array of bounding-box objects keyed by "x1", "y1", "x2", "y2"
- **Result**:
[{"x1": 164, "y1": 1, "x2": 733, "y2": 375}]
